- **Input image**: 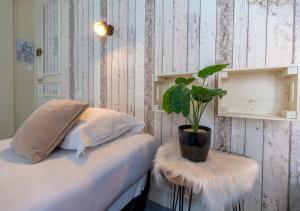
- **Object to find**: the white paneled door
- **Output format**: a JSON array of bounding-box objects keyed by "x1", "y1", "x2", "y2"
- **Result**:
[{"x1": 35, "y1": 0, "x2": 70, "y2": 107}]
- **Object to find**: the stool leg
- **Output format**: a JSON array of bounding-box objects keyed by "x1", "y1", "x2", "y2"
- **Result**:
[
  {"x1": 175, "y1": 186, "x2": 181, "y2": 211},
  {"x1": 172, "y1": 184, "x2": 176, "y2": 210},
  {"x1": 181, "y1": 187, "x2": 185, "y2": 211},
  {"x1": 174, "y1": 185, "x2": 180, "y2": 211},
  {"x1": 232, "y1": 203, "x2": 236, "y2": 211},
  {"x1": 179, "y1": 187, "x2": 183, "y2": 211},
  {"x1": 188, "y1": 187, "x2": 193, "y2": 211},
  {"x1": 232, "y1": 201, "x2": 241, "y2": 211},
  {"x1": 177, "y1": 186, "x2": 181, "y2": 211}
]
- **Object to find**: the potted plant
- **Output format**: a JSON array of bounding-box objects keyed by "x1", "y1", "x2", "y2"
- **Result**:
[{"x1": 162, "y1": 64, "x2": 228, "y2": 162}]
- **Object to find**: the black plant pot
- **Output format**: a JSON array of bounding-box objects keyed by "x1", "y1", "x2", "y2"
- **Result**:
[{"x1": 178, "y1": 125, "x2": 211, "y2": 162}]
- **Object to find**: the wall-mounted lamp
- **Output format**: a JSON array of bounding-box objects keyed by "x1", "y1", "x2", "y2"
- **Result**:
[{"x1": 94, "y1": 21, "x2": 114, "y2": 36}]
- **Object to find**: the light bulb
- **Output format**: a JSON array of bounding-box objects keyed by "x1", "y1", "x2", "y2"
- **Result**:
[{"x1": 94, "y1": 22, "x2": 107, "y2": 36}]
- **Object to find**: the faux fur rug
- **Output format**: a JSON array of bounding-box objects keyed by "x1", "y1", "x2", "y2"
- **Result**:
[{"x1": 153, "y1": 143, "x2": 259, "y2": 211}]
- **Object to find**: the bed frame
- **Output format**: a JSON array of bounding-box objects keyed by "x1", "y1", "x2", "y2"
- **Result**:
[{"x1": 121, "y1": 171, "x2": 151, "y2": 211}]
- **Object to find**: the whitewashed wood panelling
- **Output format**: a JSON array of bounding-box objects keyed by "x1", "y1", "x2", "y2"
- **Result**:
[
  {"x1": 134, "y1": 0, "x2": 145, "y2": 122},
  {"x1": 99, "y1": 0, "x2": 107, "y2": 108},
  {"x1": 127, "y1": 0, "x2": 135, "y2": 116},
  {"x1": 187, "y1": 0, "x2": 200, "y2": 72},
  {"x1": 43, "y1": 0, "x2": 60, "y2": 75},
  {"x1": 75, "y1": 0, "x2": 83, "y2": 100},
  {"x1": 111, "y1": 0, "x2": 119, "y2": 111},
  {"x1": 290, "y1": 122, "x2": 300, "y2": 211},
  {"x1": 144, "y1": 0, "x2": 155, "y2": 134},
  {"x1": 118, "y1": 0, "x2": 128, "y2": 114},
  {"x1": 244, "y1": 119, "x2": 264, "y2": 211},
  {"x1": 290, "y1": 1, "x2": 300, "y2": 210},
  {"x1": 93, "y1": 0, "x2": 101, "y2": 107},
  {"x1": 263, "y1": 120, "x2": 290, "y2": 211},
  {"x1": 71, "y1": 0, "x2": 105, "y2": 106},
  {"x1": 173, "y1": 0, "x2": 188, "y2": 73},
  {"x1": 65, "y1": 0, "x2": 300, "y2": 210},
  {"x1": 263, "y1": 1, "x2": 294, "y2": 210},
  {"x1": 106, "y1": 0, "x2": 112, "y2": 109},
  {"x1": 153, "y1": 0, "x2": 163, "y2": 143},
  {"x1": 231, "y1": 0, "x2": 248, "y2": 159},
  {"x1": 215, "y1": 0, "x2": 233, "y2": 152},
  {"x1": 199, "y1": 0, "x2": 217, "y2": 145},
  {"x1": 243, "y1": 2, "x2": 267, "y2": 211},
  {"x1": 68, "y1": 0, "x2": 75, "y2": 99}
]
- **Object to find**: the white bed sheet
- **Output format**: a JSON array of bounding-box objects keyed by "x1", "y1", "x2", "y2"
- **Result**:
[
  {"x1": 0, "y1": 134, "x2": 158, "y2": 211},
  {"x1": 108, "y1": 174, "x2": 147, "y2": 211}
]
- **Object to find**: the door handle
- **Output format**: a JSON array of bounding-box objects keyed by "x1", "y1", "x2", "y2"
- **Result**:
[{"x1": 36, "y1": 48, "x2": 43, "y2": 57}]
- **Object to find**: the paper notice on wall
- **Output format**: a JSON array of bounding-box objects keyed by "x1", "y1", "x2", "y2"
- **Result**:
[{"x1": 16, "y1": 39, "x2": 35, "y2": 64}]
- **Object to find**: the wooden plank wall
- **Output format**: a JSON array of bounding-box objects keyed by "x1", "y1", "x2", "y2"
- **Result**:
[
  {"x1": 70, "y1": 0, "x2": 104, "y2": 105},
  {"x1": 43, "y1": 0, "x2": 60, "y2": 75},
  {"x1": 66, "y1": 0, "x2": 300, "y2": 210},
  {"x1": 290, "y1": 1, "x2": 300, "y2": 210}
]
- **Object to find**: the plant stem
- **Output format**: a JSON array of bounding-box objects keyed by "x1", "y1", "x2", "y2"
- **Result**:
[
  {"x1": 188, "y1": 79, "x2": 211, "y2": 132},
  {"x1": 198, "y1": 103, "x2": 209, "y2": 125},
  {"x1": 190, "y1": 95, "x2": 198, "y2": 131}
]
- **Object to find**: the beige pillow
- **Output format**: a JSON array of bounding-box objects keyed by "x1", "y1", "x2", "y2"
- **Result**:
[{"x1": 11, "y1": 99, "x2": 88, "y2": 163}]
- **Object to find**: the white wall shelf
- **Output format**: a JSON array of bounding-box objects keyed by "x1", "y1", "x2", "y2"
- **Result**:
[
  {"x1": 152, "y1": 72, "x2": 197, "y2": 111},
  {"x1": 152, "y1": 65, "x2": 299, "y2": 121},
  {"x1": 217, "y1": 65, "x2": 300, "y2": 121}
]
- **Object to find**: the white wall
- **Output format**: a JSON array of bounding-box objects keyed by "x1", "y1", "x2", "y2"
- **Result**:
[
  {"x1": 0, "y1": 0, "x2": 14, "y2": 139},
  {"x1": 13, "y1": 0, "x2": 35, "y2": 130}
]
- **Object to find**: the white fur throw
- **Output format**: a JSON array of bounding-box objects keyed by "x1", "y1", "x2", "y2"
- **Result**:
[{"x1": 153, "y1": 143, "x2": 259, "y2": 211}]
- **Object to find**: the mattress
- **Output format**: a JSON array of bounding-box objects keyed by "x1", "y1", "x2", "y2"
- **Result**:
[{"x1": 0, "y1": 134, "x2": 159, "y2": 211}]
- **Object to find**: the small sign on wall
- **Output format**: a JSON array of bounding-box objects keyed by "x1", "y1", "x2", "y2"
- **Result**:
[{"x1": 16, "y1": 39, "x2": 35, "y2": 64}]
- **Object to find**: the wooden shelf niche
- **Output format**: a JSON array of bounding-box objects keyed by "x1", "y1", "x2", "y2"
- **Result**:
[
  {"x1": 152, "y1": 72, "x2": 198, "y2": 111},
  {"x1": 217, "y1": 65, "x2": 300, "y2": 121}
]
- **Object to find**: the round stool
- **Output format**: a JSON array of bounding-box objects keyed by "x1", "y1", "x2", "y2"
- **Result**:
[{"x1": 153, "y1": 143, "x2": 259, "y2": 211}]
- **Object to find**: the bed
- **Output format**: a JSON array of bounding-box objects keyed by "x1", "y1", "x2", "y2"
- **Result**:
[{"x1": 0, "y1": 133, "x2": 159, "y2": 211}]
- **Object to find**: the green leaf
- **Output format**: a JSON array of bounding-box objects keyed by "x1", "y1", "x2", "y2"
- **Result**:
[
  {"x1": 198, "y1": 64, "x2": 229, "y2": 79},
  {"x1": 175, "y1": 78, "x2": 186, "y2": 84},
  {"x1": 186, "y1": 78, "x2": 195, "y2": 85},
  {"x1": 170, "y1": 85, "x2": 191, "y2": 117},
  {"x1": 192, "y1": 86, "x2": 212, "y2": 102},
  {"x1": 175, "y1": 77, "x2": 195, "y2": 86},
  {"x1": 162, "y1": 85, "x2": 176, "y2": 113},
  {"x1": 214, "y1": 89, "x2": 227, "y2": 99},
  {"x1": 192, "y1": 86, "x2": 227, "y2": 103}
]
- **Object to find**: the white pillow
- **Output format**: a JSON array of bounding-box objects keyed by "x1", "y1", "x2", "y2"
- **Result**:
[{"x1": 60, "y1": 108, "x2": 145, "y2": 157}]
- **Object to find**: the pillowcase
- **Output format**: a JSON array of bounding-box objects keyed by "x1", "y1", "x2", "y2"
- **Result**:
[
  {"x1": 11, "y1": 99, "x2": 89, "y2": 163},
  {"x1": 60, "y1": 108, "x2": 145, "y2": 157}
]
